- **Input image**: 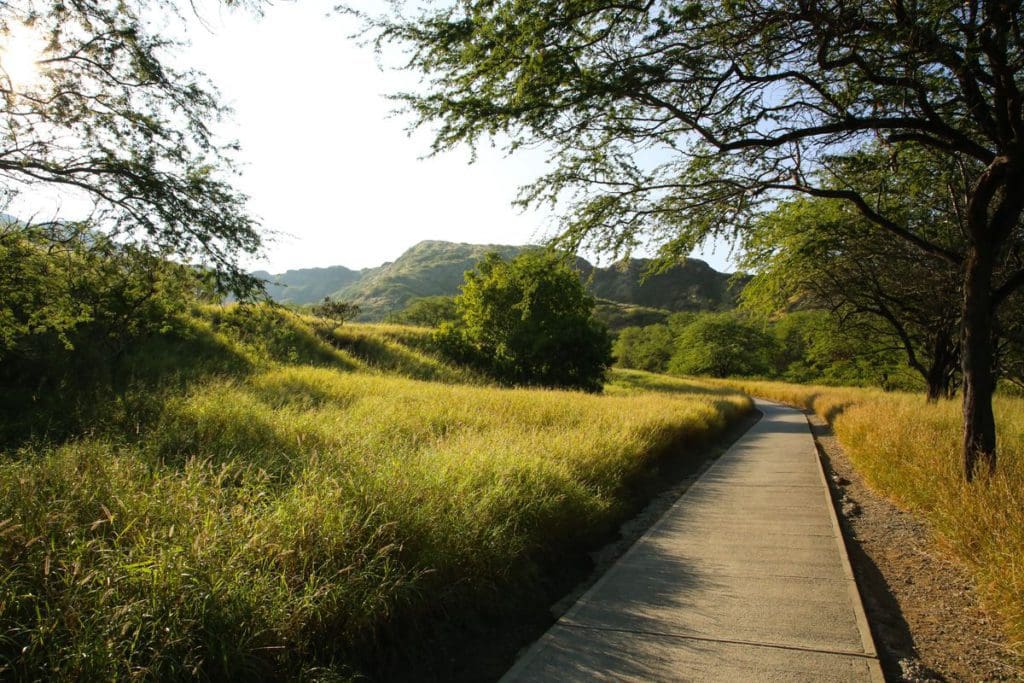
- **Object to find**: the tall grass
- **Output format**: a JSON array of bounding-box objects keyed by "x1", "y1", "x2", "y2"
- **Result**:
[
  {"x1": 0, "y1": 307, "x2": 751, "y2": 680},
  {"x1": 716, "y1": 378, "x2": 1024, "y2": 660}
]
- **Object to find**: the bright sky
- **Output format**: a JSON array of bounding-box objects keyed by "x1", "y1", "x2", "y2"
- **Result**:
[{"x1": 8, "y1": 0, "x2": 736, "y2": 274}]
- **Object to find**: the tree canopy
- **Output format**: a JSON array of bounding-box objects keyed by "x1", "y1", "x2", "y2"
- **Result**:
[
  {"x1": 667, "y1": 314, "x2": 776, "y2": 379},
  {"x1": 437, "y1": 251, "x2": 612, "y2": 391},
  {"x1": 361, "y1": 0, "x2": 1024, "y2": 479},
  {"x1": 740, "y1": 187, "x2": 962, "y2": 401},
  {"x1": 1, "y1": 0, "x2": 263, "y2": 293}
]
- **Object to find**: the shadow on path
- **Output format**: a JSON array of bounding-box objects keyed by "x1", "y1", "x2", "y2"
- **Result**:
[{"x1": 807, "y1": 414, "x2": 932, "y2": 682}]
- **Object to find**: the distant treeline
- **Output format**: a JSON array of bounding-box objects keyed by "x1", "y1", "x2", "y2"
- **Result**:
[{"x1": 613, "y1": 309, "x2": 1015, "y2": 394}]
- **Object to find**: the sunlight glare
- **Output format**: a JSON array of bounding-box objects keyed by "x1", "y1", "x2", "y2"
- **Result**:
[{"x1": 1, "y1": 23, "x2": 46, "y2": 92}]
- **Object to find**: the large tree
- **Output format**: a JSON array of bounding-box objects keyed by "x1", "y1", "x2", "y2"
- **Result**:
[
  {"x1": 361, "y1": 0, "x2": 1024, "y2": 480},
  {"x1": 740, "y1": 190, "x2": 963, "y2": 401},
  {"x1": 0, "y1": 0, "x2": 262, "y2": 293}
]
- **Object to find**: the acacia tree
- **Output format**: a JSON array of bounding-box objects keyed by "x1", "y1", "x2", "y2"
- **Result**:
[
  {"x1": 667, "y1": 313, "x2": 777, "y2": 378},
  {"x1": 0, "y1": 0, "x2": 263, "y2": 294},
  {"x1": 741, "y1": 192, "x2": 963, "y2": 402},
  {"x1": 361, "y1": 0, "x2": 1024, "y2": 480}
]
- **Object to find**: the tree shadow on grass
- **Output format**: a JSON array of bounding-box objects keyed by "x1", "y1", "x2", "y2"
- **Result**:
[{"x1": 0, "y1": 322, "x2": 256, "y2": 451}]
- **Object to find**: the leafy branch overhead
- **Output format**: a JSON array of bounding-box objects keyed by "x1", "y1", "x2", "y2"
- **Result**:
[
  {"x1": 0, "y1": 0, "x2": 264, "y2": 294},
  {"x1": 366, "y1": 0, "x2": 1013, "y2": 260}
]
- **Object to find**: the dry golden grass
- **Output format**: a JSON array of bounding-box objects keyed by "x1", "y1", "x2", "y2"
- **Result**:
[
  {"x1": 0, "y1": 308, "x2": 751, "y2": 680},
  {"x1": 715, "y1": 378, "x2": 1024, "y2": 658}
]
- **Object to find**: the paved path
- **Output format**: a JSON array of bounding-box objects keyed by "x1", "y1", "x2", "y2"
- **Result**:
[{"x1": 501, "y1": 400, "x2": 884, "y2": 682}]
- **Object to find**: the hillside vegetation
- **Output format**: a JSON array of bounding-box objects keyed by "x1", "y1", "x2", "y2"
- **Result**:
[
  {"x1": 715, "y1": 379, "x2": 1024, "y2": 661},
  {"x1": 0, "y1": 304, "x2": 751, "y2": 680},
  {"x1": 615, "y1": 309, "x2": 928, "y2": 391},
  {"x1": 259, "y1": 240, "x2": 741, "y2": 321}
]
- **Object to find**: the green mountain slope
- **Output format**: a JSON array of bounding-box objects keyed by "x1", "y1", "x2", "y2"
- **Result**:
[
  {"x1": 257, "y1": 240, "x2": 744, "y2": 320},
  {"x1": 335, "y1": 241, "x2": 524, "y2": 318},
  {"x1": 580, "y1": 257, "x2": 744, "y2": 312},
  {"x1": 253, "y1": 265, "x2": 364, "y2": 304}
]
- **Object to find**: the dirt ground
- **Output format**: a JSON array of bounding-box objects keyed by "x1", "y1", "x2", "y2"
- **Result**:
[{"x1": 808, "y1": 411, "x2": 1022, "y2": 682}]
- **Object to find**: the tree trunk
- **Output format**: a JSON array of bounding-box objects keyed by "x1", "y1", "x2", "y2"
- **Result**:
[
  {"x1": 961, "y1": 245, "x2": 997, "y2": 481},
  {"x1": 925, "y1": 331, "x2": 957, "y2": 403}
]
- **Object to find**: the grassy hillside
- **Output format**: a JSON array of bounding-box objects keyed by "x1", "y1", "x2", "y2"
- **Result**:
[
  {"x1": 257, "y1": 240, "x2": 743, "y2": 321},
  {"x1": 594, "y1": 299, "x2": 672, "y2": 331},
  {"x1": 0, "y1": 305, "x2": 751, "y2": 680},
  {"x1": 714, "y1": 378, "x2": 1024, "y2": 663}
]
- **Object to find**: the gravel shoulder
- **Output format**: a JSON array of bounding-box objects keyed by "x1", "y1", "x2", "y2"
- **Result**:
[{"x1": 808, "y1": 411, "x2": 1022, "y2": 682}]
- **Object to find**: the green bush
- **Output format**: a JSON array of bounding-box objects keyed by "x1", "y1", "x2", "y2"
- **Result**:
[
  {"x1": 436, "y1": 251, "x2": 613, "y2": 392},
  {"x1": 668, "y1": 313, "x2": 777, "y2": 378},
  {"x1": 310, "y1": 297, "x2": 361, "y2": 323},
  {"x1": 613, "y1": 324, "x2": 674, "y2": 372},
  {"x1": 388, "y1": 295, "x2": 459, "y2": 327}
]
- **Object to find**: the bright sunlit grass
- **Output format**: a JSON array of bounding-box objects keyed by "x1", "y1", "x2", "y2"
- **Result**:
[{"x1": 0, "y1": 309, "x2": 752, "y2": 679}]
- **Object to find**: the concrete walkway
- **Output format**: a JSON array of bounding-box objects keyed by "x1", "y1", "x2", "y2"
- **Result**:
[{"x1": 501, "y1": 400, "x2": 884, "y2": 682}]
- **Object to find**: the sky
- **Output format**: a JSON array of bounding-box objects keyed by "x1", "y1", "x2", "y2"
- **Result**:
[{"x1": 10, "y1": 0, "x2": 737, "y2": 274}]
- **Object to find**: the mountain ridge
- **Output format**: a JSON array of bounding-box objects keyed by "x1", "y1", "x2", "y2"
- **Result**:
[{"x1": 256, "y1": 240, "x2": 744, "y2": 321}]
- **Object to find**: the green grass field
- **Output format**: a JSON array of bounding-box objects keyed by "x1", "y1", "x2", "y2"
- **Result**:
[
  {"x1": 713, "y1": 378, "x2": 1024, "y2": 662},
  {"x1": 0, "y1": 305, "x2": 751, "y2": 680}
]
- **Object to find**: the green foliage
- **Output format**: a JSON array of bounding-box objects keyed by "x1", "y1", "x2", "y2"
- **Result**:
[
  {"x1": 610, "y1": 304, "x2": 925, "y2": 390},
  {"x1": 1, "y1": 2, "x2": 263, "y2": 291},
  {"x1": 310, "y1": 297, "x2": 361, "y2": 323},
  {"x1": 739, "y1": 161, "x2": 963, "y2": 399},
  {"x1": 667, "y1": 314, "x2": 777, "y2": 378},
  {"x1": 770, "y1": 311, "x2": 921, "y2": 391},
  {"x1": 0, "y1": 225, "x2": 210, "y2": 361},
  {"x1": 437, "y1": 251, "x2": 613, "y2": 392},
  {"x1": 388, "y1": 295, "x2": 459, "y2": 327},
  {"x1": 613, "y1": 324, "x2": 674, "y2": 372},
  {"x1": 0, "y1": 226, "x2": 227, "y2": 443}
]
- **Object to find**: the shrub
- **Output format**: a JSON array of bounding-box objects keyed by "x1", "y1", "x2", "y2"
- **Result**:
[
  {"x1": 668, "y1": 313, "x2": 777, "y2": 378},
  {"x1": 613, "y1": 324, "x2": 674, "y2": 372},
  {"x1": 310, "y1": 297, "x2": 361, "y2": 323},
  {"x1": 437, "y1": 251, "x2": 613, "y2": 392}
]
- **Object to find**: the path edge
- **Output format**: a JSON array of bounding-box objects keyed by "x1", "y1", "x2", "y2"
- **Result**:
[{"x1": 803, "y1": 405, "x2": 886, "y2": 683}]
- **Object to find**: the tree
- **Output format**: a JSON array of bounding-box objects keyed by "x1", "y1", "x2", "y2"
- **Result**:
[
  {"x1": 360, "y1": 0, "x2": 1024, "y2": 480},
  {"x1": 612, "y1": 323, "x2": 674, "y2": 372},
  {"x1": 0, "y1": 1, "x2": 263, "y2": 294},
  {"x1": 311, "y1": 297, "x2": 361, "y2": 324},
  {"x1": 770, "y1": 310, "x2": 919, "y2": 390},
  {"x1": 741, "y1": 190, "x2": 962, "y2": 401},
  {"x1": 0, "y1": 221, "x2": 217, "y2": 434},
  {"x1": 437, "y1": 251, "x2": 612, "y2": 391},
  {"x1": 388, "y1": 295, "x2": 459, "y2": 327},
  {"x1": 667, "y1": 313, "x2": 777, "y2": 378}
]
